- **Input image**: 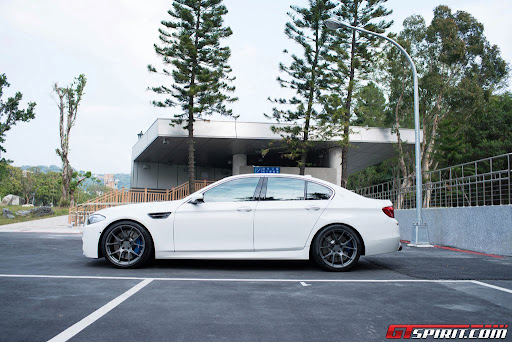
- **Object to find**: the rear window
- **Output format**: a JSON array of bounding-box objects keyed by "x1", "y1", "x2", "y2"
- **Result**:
[{"x1": 306, "y1": 182, "x2": 332, "y2": 200}]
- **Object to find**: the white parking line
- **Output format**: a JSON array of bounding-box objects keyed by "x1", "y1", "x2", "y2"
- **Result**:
[
  {"x1": 0, "y1": 274, "x2": 511, "y2": 295},
  {"x1": 47, "y1": 279, "x2": 153, "y2": 342},
  {"x1": 1, "y1": 273, "x2": 511, "y2": 341},
  {"x1": 0, "y1": 273, "x2": 486, "y2": 283},
  {"x1": 0, "y1": 274, "x2": 144, "y2": 281},
  {"x1": 471, "y1": 280, "x2": 512, "y2": 294}
]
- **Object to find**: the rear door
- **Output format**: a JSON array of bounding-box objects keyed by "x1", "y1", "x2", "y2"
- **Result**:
[{"x1": 253, "y1": 177, "x2": 333, "y2": 251}]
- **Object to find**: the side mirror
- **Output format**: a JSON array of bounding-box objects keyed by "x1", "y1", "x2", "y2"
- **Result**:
[{"x1": 189, "y1": 192, "x2": 204, "y2": 204}]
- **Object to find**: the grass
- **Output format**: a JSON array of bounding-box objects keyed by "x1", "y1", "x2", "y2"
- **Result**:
[{"x1": 0, "y1": 205, "x2": 69, "y2": 226}]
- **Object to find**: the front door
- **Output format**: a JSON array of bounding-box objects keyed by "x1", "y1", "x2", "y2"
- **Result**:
[{"x1": 174, "y1": 177, "x2": 262, "y2": 252}]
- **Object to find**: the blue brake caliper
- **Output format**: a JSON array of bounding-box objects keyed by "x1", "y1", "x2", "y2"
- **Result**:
[
  {"x1": 134, "y1": 237, "x2": 142, "y2": 254},
  {"x1": 346, "y1": 240, "x2": 353, "y2": 257}
]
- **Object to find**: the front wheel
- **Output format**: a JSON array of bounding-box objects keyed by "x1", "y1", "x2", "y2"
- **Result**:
[
  {"x1": 311, "y1": 225, "x2": 362, "y2": 272},
  {"x1": 101, "y1": 221, "x2": 153, "y2": 269}
]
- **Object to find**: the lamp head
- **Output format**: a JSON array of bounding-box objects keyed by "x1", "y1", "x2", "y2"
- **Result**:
[{"x1": 324, "y1": 18, "x2": 350, "y2": 30}]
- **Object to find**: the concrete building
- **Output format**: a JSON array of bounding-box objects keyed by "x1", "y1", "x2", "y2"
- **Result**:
[{"x1": 131, "y1": 119, "x2": 420, "y2": 189}]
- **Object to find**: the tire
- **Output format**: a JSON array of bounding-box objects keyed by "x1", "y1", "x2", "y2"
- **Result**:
[
  {"x1": 311, "y1": 225, "x2": 362, "y2": 272},
  {"x1": 101, "y1": 220, "x2": 153, "y2": 269}
]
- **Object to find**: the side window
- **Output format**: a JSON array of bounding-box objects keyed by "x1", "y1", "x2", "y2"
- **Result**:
[
  {"x1": 203, "y1": 178, "x2": 260, "y2": 203},
  {"x1": 306, "y1": 182, "x2": 333, "y2": 200},
  {"x1": 265, "y1": 178, "x2": 305, "y2": 201}
]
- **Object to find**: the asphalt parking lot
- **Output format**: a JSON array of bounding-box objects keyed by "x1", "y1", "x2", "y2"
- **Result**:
[{"x1": 0, "y1": 233, "x2": 511, "y2": 341}]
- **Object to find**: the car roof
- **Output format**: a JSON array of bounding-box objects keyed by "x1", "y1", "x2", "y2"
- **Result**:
[
  {"x1": 228, "y1": 173, "x2": 312, "y2": 179},
  {"x1": 225, "y1": 173, "x2": 334, "y2": 187},
  {"x1": 192, "y1": 172, "x2": 344, "y2": 198}
]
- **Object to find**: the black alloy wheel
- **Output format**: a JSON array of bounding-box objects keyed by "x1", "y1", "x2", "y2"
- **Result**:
[
  {"x1": 312, "y1": 225, "x2": 362, "y2": 272},
  {"x1": 101, "y1": 221, "x2": 153, "y2": 269}
]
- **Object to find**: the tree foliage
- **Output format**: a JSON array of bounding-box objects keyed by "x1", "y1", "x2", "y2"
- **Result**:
[
  {"x1": 0, "y1": 165, "x2": 104, "y2": 206},
  {"x1": 352, "y1": 82, "x2": 386, "y2": 126},
  {"x1": 382, "y1": 6, "x2": 507, "y2": 172},
  {"x1": 349, "y1": 6, "x2": 509, "y2": 191},
  {"x1": 267, "y1": 0, "x2": 336, "y2": 175},
  {"x1": 0, "y1": 74, "x2": 36, "y2": 167},
  {"x1": 271, "y1": 0, "x2": 392, "y2": 183},
  {"x1": 68, "y1": 170, "x2": 93, "y2": 205},
  {"x1": 0, "y1": 165, "x2": 23, "y2": 198},
  {"x1": 0, "y1": 166, "x2": 61, "y2": 206},
  {"x1": 33, "y1": 170, "x2": 62, "y2": 206},
  {"x1": 463, "y1": 92, "x2": 512, "y2": 161},
  {"x1": 148, "y1": 0, "x2": 236, "y2": 193}
]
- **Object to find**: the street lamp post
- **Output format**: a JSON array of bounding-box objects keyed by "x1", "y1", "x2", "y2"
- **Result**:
[{"x1": 325, "y1": 17, "x2": 429, "y2": 245}]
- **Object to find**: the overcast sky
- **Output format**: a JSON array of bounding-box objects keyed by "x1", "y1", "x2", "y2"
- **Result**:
[{"x1": 1, "y1": 0, "x2": 510, "y2": 174}]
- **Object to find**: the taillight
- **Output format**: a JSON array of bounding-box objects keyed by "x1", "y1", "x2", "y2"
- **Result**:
[{"x1": 382, "y1": 206, "x2": 394, "y2": 218}]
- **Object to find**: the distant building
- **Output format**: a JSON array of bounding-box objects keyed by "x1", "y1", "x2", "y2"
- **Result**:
[
  {"x1": 131, "y1": 120, "x2": 421, "y2": 189},
  {"x1": 99, "y1": 174, "x2": 119, "y2": 190},
  {"x1": 22, "y1": 169, "x2": 33, "y2": 177}
]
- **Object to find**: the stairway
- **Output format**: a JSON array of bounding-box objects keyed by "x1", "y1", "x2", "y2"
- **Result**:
[{"x1": 68, "y1": 180, "x2": 213, "y2": 226}]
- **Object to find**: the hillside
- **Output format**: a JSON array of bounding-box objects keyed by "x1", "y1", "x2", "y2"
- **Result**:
[{"x1": 19, "y1": 165, "x2": 130, "y2": 190}]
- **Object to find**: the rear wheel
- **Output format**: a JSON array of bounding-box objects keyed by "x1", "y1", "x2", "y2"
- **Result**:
[
  {"x1": 312, "y1": 225, "x2": 361, "y2": 272},
  {"x1": 101, "y1": 221, "x2": 153, "y2": 269}
]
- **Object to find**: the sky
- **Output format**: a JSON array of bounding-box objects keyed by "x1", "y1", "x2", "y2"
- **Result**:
[{"x1": 1, "y1": 0, "x2": 511, "y2": 174}]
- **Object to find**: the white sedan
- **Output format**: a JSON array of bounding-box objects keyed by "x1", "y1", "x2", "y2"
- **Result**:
[{"x1": 82, "y1": 174, "x2": 400, "y2": 271}]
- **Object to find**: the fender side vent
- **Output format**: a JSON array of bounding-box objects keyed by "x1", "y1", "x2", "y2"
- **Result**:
[{"x1": 148, "y1": 212, "x2": 171, "y2": 219}]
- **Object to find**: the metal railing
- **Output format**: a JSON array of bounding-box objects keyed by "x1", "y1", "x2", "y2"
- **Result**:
[
  {"x1": 353, "y1": 152, "x2": 512, "y2": 209},
  {"x1": 69, "y1": 180, "x2": 214, "y2": 226}
]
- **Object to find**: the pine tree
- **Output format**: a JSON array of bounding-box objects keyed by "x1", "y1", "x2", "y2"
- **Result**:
[
  {"x1": 267, "y1": 0, "x2": 336, "y2": 175},
  {"x1": 148, "y1": 0, "x2": 236, "y2": 194},
  {"x1": 332, "y1": 0, "x2": 393, "y2": 187}
]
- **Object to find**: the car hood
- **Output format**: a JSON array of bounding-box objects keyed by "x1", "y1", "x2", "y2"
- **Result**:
[{"x1": 95, "y1": 200, "x2": 183, "y2": 217}]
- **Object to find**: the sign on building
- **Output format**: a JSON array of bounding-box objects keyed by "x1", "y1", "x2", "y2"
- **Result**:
[{"x1": 254, "y1": 166, "x2": 280, "y2": 174}]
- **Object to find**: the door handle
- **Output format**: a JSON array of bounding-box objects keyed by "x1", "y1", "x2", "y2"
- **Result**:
[
  {"x1": 305, "y1": 206, "x2": 320, "y2": 211},
  {"x1": 236, "y1": 206, "x2": 253, "y2": 212}
]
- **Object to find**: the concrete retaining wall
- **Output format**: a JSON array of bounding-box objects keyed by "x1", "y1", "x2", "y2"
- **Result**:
[{"x1": 395, "y1": 205, "x2": 512, "y2": 256}]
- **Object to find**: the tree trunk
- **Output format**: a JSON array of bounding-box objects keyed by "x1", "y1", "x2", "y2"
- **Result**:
[
  {"x1": 69, "y1": 175, "x2": 86, "y2": 207},
  {"x1": 395, "y1": 80, "x2": 410, "y2": 209},
  {"x1": 299, "y1": 151, "x2": 307, "y2": 175},
  {"x1": 187, "y1": 4, "x2": 201, "y2": 195},
  {"x1": 341, "y1": 20, "x2": 358, "y2": 188},
  {"x1": 70, "y1": 190, "x2": 75, "y2": 207},
  {"x1": 187, "y1": 116, "x2": 195, "y2": 195},
  {"x1": 61, "y1": 159, "x2": 70, "y2": 205},
  {"x1": 420, "y1": 94, "x2": 443, "y2": 206},
  {"x1": 300, "y1": 20, "x2": 321, "y2": 176},
  {"x1": 54, "y1": 76, "x2": 86, "y2": 207},
  {"x1": 340, "y1": 123, "x2": 350, "y2": 188},
  {"x1": 55, "y1": 84, "x2": 72, "y2": 207}
]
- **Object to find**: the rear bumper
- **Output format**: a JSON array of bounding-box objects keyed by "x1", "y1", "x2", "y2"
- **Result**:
[{"x1": 364, "y1": 235, "x2": 401, "y2": 256}]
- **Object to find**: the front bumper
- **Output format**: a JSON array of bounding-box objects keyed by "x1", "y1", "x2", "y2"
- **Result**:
[{"x1": 82, "y1": 224, "x2": 104, "y2": 259}]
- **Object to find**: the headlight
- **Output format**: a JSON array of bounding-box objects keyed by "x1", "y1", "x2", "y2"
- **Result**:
[{"x1": 87, "y1": 214, "x2": 106, "y2": 225}]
